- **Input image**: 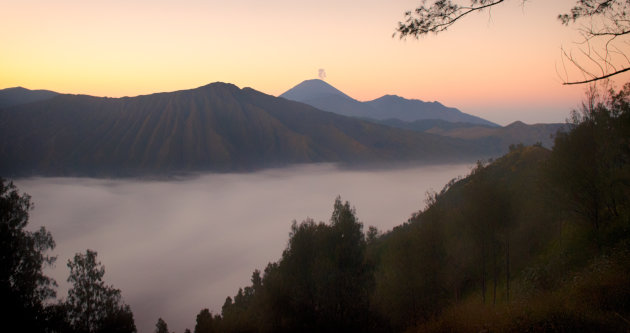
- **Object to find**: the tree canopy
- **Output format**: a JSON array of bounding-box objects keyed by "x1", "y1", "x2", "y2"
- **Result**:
[
  {"x1": 65, "y1": 249, "x2": 136, "y2": 333},
  {"x1": 155, "y1": 318, "x2": 169, "y2": 333}
]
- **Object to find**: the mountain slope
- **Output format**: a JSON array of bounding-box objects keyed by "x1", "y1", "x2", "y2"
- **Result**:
[
  {"x1": 0, "y1": 83, "x2": 495, "y2": 177},
  {"x1": 279, "y1": 79, "x2": 497, "y2": 126},
  {"x1": 0, "y1": 87, "x2": 59, "y2": 108}
]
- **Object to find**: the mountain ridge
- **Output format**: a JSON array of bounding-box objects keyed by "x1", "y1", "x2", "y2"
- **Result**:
[{"x1": 0, "y1": 82, "x2": 495, "y2": 177}]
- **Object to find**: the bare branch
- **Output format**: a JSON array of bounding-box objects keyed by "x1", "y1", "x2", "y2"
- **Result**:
[
  {"x1": 564, "y1": 66, "x2": 630, "y2": 84},
  {"x1": 397, "y1": 0, "x2": 630, "y2": 84}
]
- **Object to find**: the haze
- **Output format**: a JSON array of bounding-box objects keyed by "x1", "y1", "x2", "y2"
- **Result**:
[{"x1": 16, "y1": 163, "x2": 471, "y2": 333}]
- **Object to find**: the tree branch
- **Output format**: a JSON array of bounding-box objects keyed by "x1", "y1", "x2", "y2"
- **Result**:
[
  {"x1": 564, "y1": 66, "x2": 630, "y2": 85},
  {"x1": 396, "y1": 0, "x2": 507, "y2": 38}
]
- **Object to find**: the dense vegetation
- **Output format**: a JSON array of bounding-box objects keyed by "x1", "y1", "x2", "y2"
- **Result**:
[{"x1": 1, "y1": 84, "x2": 628, "y2": 332}]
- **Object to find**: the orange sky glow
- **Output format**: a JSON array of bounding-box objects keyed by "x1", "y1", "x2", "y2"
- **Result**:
[{"x1": 2, "y1": 0, "x2": 630, "y2": 125}]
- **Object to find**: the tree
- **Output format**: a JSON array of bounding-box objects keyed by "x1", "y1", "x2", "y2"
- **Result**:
[
  {"x1": 65, "y1": 249, "x2": 136, "y2": 333},
  {"x1": 548, "y1": 83, "x2": 630, "y2": 245},
  {"x1": 0, "y1": 178, "x2": 56, "y2": 331},
  {"x1": 271, "y1": 197, "x2": 371, "y2": 331},
  {"x1": 396, "y1": 0, "x2": 630, "y2": 85},
  {"x1": 194, "y1": 309, "x2": 215, "y2": 333},
  {"x1": 155, "y1": 318, "x2": 169, "y2": 333}
]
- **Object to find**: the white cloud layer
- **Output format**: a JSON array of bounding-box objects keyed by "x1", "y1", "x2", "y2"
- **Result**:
[{"x1": 16, "y1": 163, "x2": 471, "y2": 333}]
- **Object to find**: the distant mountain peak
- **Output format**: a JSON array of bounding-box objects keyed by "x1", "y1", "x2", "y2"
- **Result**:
[
  {"x1": 278, "y1": 79, "x2": 497, "y2": 126},
  {"x1": 506, "y1": 120, "x2": 527, "y2": 128},
  {"x1": 380, "y1": 94, "x2": 403, "y2": 99},
  {"x1": 198, "y1": 81, "x2": 239, "y2": 89},
  {"x1": 279, "y1": 79, "x2": 354, "y2": 102}
]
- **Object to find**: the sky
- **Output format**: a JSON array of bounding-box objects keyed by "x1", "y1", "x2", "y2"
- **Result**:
[{"x1": 2, "y1": 0, "x2": 630, "y2": 125}]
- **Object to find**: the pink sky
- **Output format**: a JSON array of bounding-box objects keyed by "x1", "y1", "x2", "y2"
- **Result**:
[{"x1": 2, "y1": 0, "x2": 629, "y2": 125}]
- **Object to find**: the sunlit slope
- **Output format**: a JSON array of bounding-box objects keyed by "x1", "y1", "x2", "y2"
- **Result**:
[{"x1": 0, "y1": 83, "x2": 494, "y2": 177}]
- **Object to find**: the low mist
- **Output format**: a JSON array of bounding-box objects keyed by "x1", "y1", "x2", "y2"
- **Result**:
[{"x1": 17, "y1": 163, "x2": 471, "y2": 333}]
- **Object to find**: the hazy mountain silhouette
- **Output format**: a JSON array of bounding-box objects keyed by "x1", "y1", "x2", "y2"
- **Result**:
[
  {"x1": 0, "y1": 82, "x2": 496, "y2": 177},
  {"x1": 365, "y1": 94, "x2": 497, "y2": 126},
  {"x1": 279, "y1": 79, "x2": 497, "y2": 126},
  {"x1": 279, "y1": 79, "x2": 372, "y2": 118},
  {"x1": 0, "y1": 87, "x2": 59, "y2": 108},
  {"x1": 425, "y1": 120, "x2": 565, "y2": 149},
  {"x1": 370, "y1": 118, "x2": 565, "y2": 150}
]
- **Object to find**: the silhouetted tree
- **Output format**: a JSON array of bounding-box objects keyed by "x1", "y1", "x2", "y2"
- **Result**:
[
  {"x1": 155, "y1": 318, "x2": 169, "y2": 333},
  {"x1": 396, "y1": 0, "x2": 630, "y2": 85},
  {"x1": 65, "y1": 249, "x2": 136, "y2": 333},
  {"x1": 194, "y1": 309, "x2": 215, "y2": 333},
  {"x1": 0, "y1": 178, "x2": 56, "y2": 332},
  {"x1": 548, "y1": 83, "x2": 630, "y2": 246},
  {"x1": 268, "y1": 197, "x2": 372, "y2": 331},
  {"x1": 218, "y1": 197, "x2": 374, "y2": 332}
]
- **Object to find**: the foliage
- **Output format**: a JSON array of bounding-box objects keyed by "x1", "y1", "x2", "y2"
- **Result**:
[
  {"x1": 548, "y1": 83, "x2": 630, "y2": 246},
  {"x1": 0, "y1": 179, "x2": 137, "y2": 332},
  {"x1": 210, "y1": 197, "x2": 374, "y2": 332},
  {"x1": 65, "y1": 249, "x2": 136, "y2": 333},
  {"x1": 0, "y1": 178, "x2": 56, "y2": 331},
  {"x1": 194, "y1": 308, "x2": 218, "y2": 333},
  {"x1": 155, "y1": 318, "x2": 169, "y2": 333}
]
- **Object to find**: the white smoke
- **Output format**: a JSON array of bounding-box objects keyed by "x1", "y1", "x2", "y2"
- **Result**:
[{"x1": 318, "y1": 68, "x2": 326, "y2": 80}]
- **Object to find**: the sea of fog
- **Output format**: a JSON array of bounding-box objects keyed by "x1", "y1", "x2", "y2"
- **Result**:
[{"x1": 16, "y1": 163, "x2": 472, "y2": 333}]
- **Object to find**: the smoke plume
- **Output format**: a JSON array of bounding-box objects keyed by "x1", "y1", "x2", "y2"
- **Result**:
[{"x1": 318, "y1": 69, "x2": 326, "y2": 80}]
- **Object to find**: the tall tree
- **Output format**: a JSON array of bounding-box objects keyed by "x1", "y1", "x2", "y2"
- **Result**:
[
  {"x1": 65, "y1": 249, "x2": 136, "y2": 333},
  {"x1": 0, "y1": 178, "x2": 56, "y2": 332},
  {"x1": 155, "y1": 318, "x2": 169, "y2": 333},
  {"x1": 548, "y1": 83, "x2": 630, "y2": 245},
  {"x1": 194, "y1": 309, "x2": 215, "y2": 333},
  {"x1": 396, "y1": 0, "x2": 630, "y2": 85}
]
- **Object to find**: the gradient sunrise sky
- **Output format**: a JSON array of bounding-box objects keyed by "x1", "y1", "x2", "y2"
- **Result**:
[{"x1": 2, "y1": 0, "x2": 630, "y2": 125}]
